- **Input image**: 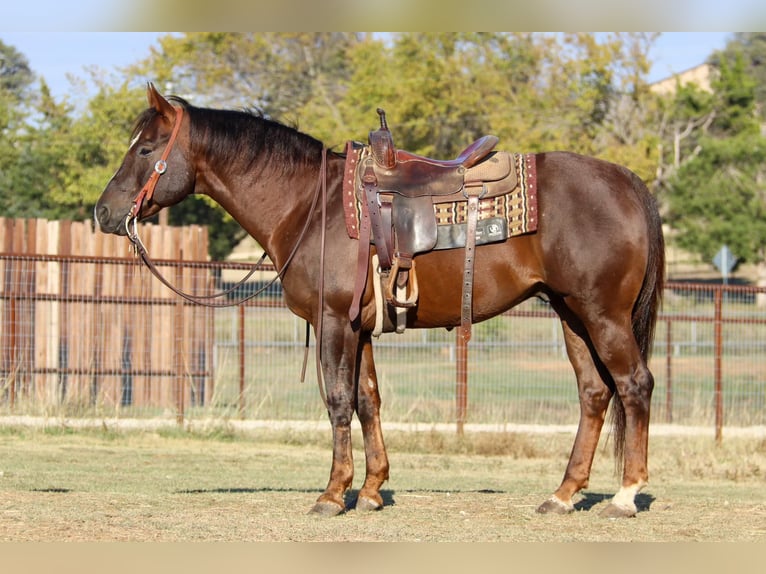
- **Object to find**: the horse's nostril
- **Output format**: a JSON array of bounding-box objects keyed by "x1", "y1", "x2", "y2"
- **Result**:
[{"x1": 96, "y1": 204, "x2": 110, "y2": 225}]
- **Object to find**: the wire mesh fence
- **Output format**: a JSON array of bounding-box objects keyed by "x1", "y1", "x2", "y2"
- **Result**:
[{"x1": 2, "y1": 221, "x2": 766, "y2": 432}]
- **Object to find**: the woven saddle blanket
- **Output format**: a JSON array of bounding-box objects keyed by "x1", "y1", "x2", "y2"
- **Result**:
[{"x1": 342, "y1": 144, "x2": 539, "y2": 249}]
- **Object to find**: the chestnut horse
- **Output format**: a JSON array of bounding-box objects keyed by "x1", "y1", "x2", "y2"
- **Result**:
[{"x1": 95, "y1": 84, "x2": 664, "y2": 519}]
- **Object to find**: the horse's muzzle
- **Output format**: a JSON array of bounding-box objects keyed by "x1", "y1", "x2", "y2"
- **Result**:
[{"x1": 94, "y1": 203, "x2": 128, "y2": 236}]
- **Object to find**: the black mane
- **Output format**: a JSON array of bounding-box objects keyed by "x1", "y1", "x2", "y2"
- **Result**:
[{"x1": 132, "y1": 97, "x2": 325, "y2": 174}]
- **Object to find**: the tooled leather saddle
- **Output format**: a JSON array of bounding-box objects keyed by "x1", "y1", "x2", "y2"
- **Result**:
[{"x1": 346, "y1": 109, "x2": 536, "y2": 341}]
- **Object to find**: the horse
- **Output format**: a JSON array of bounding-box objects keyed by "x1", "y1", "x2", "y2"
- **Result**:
[{"x1": 95, "y1": 84, "x2": 664, "y2": 519}]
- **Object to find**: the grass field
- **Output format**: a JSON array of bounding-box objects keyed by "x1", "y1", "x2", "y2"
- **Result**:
[{"x1": 1, "y1": 424, "x2": 764, "y2": 542}]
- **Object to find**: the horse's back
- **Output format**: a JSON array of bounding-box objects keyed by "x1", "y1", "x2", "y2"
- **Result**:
[{"x1": 408, "y1": 151, "x2": 657, "y2": 327}]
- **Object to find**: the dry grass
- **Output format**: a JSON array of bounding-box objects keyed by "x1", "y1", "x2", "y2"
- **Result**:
[{"x1": 1, "y1": 425, "x2": 765, "y2": 541}]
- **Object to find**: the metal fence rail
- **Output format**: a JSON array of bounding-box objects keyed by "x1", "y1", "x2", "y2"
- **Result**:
[{"x1": 2, "y1": 251, "x2": 766, "y2": 436}]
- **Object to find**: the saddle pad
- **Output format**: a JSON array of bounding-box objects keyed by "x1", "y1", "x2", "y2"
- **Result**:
[{"x1": 342, "y1": 143, "x2": 538, "y2": 241}]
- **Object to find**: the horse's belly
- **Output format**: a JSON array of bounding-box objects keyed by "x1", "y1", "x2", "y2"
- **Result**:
[{"x1": 406, "y1": 244, "x2": 539, "y2": 329}]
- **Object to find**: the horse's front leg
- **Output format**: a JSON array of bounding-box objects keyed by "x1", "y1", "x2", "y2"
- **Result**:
[
  {"x1": 310, "y1": 318, "x2": 360, "y2": 517},
  {"x1": 354, "y1": 332, "x2": 389, "y2": 511}
]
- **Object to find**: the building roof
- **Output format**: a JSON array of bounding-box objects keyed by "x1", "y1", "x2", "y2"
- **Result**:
[{"x1": 650, "y1": 63, "x2": 715, "y2": 95}]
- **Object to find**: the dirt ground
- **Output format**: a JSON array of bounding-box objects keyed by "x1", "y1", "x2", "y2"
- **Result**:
[{"x1": 1, "y1": 423, "x2": 765, "y2": 542}]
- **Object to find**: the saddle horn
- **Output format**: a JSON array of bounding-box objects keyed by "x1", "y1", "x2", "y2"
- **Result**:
[
  {"x1": 369, "y1": 108, "x2": 396, "y2": 169},
  {"x1": 377, "y1": 108, "x2": 389, "y2": 131}
]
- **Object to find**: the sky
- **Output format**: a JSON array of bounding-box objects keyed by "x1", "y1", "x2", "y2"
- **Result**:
[{"x1": 0, "y1": 32, "x2": 735, "y2": 102}]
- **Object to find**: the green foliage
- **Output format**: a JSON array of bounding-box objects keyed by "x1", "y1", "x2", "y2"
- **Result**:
[
  {"x1": 666, "y1": 133, "x2": 766, "y2": 264},
  {"x1": 0, "y1": 40, "x2": 34, "y2": 215},
  {"x1": 53, "y1": 81, "x2": 147, "y2": 218},
  {"x1": 710, "y1": 51, "x2": 760, "y2": 136},
  {"x1": 713, "y1": 32, "x2": 766, "y2": 122},
  {"x1": 664, "y1": 45, "x2": 766, "y2": 267},
  {"x1": 0, "y1": 40, "x2": 33, "y2": 96},
  {"x1": 130, "y1": 32, "x2": 362, "y2": 120},
  {"x1": 8, "y1": 32, "x2": 763, "y2": 267}
]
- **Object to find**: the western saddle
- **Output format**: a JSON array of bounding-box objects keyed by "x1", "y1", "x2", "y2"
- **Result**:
[{"x1": 349, "y1": 109, "x2": 519, "y2": 341}]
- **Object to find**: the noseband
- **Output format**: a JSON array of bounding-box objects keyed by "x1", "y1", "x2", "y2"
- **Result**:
[{"x1": 126, "y1": 105, "x2": 185, "y2": 229}]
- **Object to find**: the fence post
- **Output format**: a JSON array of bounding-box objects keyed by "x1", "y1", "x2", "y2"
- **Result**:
[
  {"x1": 665, "y1": 318, "x2": 673, "y2": 424},
  {"x1": 1, "y1": 232, "x2": 16, "y2": 408},
  {"x1": 174, "y1": 263, "x2": 185, "y2": 426},
  {"x1": 58, "y1": 221, "x2": 71, "y2": 404},
  {"x1": 238, "y1": 304, "x2": 246, "y2": 419},
  {"x1": 714, "y1": 287, "x2": 723, "y2": 444},
  {"x1": 456, "y1": 333, "x2": 468, "y2": 436}
]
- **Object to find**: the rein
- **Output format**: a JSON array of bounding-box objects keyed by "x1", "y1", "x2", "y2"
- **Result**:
[
  {"x1": 124, "y1": 103, "x2": 327, "y2": 309},
  {"x1": 124, "y1": 130, "x2": 330, "y2": 406},
  {"x1": 125, "y1": 149, "x2": 328, "y2": 308},
  {"x1": 125, "y1": 223, "x2": 272, "y2": 308}
]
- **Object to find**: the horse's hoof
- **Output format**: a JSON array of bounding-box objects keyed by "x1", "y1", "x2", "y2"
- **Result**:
[
  {"x1": 536, "y1": 497, "x2": 574, "y2": 515},
  {"x1": 355, "y1": 495, "x2": 383, "y2": 512},
  {"x1": 309, "y1": 500, "x2": 345, "y2": 517},
  {"x1": 599, "y1": 502, "x2": 637, "y2": 519}
]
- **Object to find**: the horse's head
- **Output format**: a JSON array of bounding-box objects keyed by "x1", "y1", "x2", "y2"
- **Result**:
[{"x1": 95, "y1": 83, "x2": 194, "y2": 235}]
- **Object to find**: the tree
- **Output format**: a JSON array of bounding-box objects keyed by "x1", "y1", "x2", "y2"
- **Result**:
[
  {"x1": 589, "y1": 32, "x2": 661, "y2": 183},
  {"x1": 712, "y1": 33, "x2": 766, "y2": 122},
  {"x1": 653, "y1": 81, "x2": 717, "y2": 197},
  {"x1": 131, "y1": 33, "x2": 362, "y2": 122},
  {"x1": 3, "y1": 33, "x2": 666, "y2": 260},
  {"x1": 0, "y1": 40, "x2": 34, "y2": 215},
  {"x1": 37, "y1": 77, "x2": 146, "y2": 220},
  {"x1": 2, "y1": 80, "x2": 74, "y2": 219},
  {"x1": 0, "y1": 40, "x2": 33, "y2": 96},
  {"x1": 342, "y1": 33, "x2": 499, "y2": 157},
  {"x1": 126, "y1": 33, "x2": 364, "y2": 257},
  {"x1": 665, "y1": 50, "x2": 766, "y2": 295}
]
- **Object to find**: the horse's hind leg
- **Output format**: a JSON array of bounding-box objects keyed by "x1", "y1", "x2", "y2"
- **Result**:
[
  {"x1": 354, "y1": 333, "x2": 390, "y2": 511},
  {"x1": 562, "y1": 301, "x2": 654, "y2": 518},
  {"x1": 593, "y1": 323, "x2": 654, "y2": 519},
  {"x1": 537, "y1": 313, "x2": 613, "y2": 515}
]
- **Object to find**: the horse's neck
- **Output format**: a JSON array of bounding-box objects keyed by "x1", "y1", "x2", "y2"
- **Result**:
[{"x1": 198, "y1": 156, "x2": 327, "y2": 269}]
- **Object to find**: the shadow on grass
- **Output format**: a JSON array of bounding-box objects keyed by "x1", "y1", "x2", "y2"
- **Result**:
[
  {"x1": 177, "y1": 487, "x2": 654, "y2": 514},
  {"x1": 344, "y1": 488, "x2": 508, "y2": 510},
  {"x1": 177, "y1": 486, "x2": 508, "y2": 512},
  {"x1": 575, "y1": 491, "x2": 655, "y2": 512},
  {"x1": 30, "y1": 488, "x2": 72, "y2": 493},
  {"x1": 176, "y1": 487, "x2": 321, "y2": 494}
]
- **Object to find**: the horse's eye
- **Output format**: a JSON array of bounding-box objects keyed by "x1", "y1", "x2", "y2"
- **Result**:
[{"x1": 138, "y1": 147, "x2": 152, "y2": 157}]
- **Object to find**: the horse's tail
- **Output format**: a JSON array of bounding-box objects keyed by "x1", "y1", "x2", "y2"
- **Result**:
[{"x1": 611, "y1": 171, "x2": 665, "y2": 468}]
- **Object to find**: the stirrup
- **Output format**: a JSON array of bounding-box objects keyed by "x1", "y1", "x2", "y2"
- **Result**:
[{"x1": 385, "y1": 259, "x2": 419, "y2": 308}]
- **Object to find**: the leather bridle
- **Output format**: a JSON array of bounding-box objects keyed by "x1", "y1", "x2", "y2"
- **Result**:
[
  {"x1": 121, "y1": 115, "x2": 331, "y2": 406},
  {"x1": 126, "y1": 106, "x2": 185, "y2": 225}
]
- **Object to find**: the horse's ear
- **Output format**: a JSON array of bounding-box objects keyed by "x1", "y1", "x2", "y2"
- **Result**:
[{"x1": 146, "y1": 82, "x2": 176, "y2": 120}]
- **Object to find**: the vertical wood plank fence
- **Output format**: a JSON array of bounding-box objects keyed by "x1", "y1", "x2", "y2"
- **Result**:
[{"x1": 0, "y1": 217, "x2": 212, "y2": 416}]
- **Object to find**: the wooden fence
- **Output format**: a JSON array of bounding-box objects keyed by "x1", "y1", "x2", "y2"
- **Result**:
[
  {"x1": 0, "y1": 217, "x2": 212, "y2": 419},
  {"x1": 2, "y1": 217, "x2": 766, "y2": 434}
]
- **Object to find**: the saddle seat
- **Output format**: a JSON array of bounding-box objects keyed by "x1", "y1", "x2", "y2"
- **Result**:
[
  {"x1": 367, "y1": 108, "x2": 501, "y2": 199},
  {"x1": 396, "y1": 135, "x2": 500, "y2": 170}
]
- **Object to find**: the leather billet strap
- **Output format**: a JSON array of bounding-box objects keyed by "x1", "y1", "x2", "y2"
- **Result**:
[
  {"x1": 362, "y1": 160, "x2": 392, "y2": 270},
  {"x1": 348, "y1": 158, "x2": 393, "y2": 323},
  {"x1": 129, "y1": 106, "x2": 185, "y2": 220},
  {"x1": 348, "y1": 203, "x2": 371, "y2": 323},
  {"x1": 459, "y1": 184, "x2": 487, "y2": 342}
]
